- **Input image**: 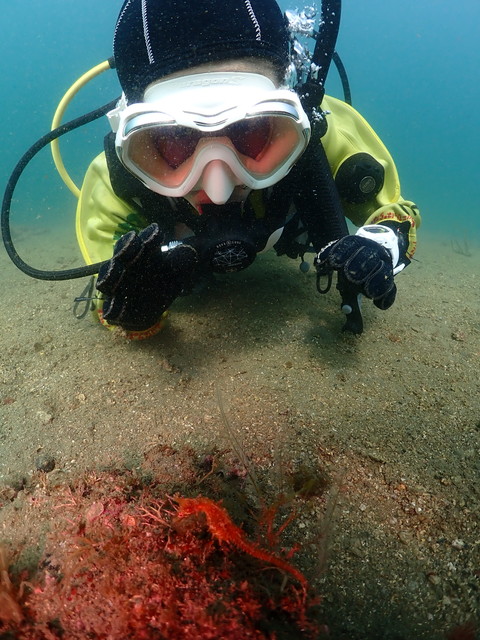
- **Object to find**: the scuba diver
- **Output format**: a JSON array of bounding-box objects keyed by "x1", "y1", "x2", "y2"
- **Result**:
[{"x1": 2, "y1": 0, "x2": 421, "y2": 339}]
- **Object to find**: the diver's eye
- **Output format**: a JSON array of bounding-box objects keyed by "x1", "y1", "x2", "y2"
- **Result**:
[
  {"x1": 223, "y1": 118, "x2": 272, "y2": 159},
  {"x1": 151, "y1": 127, "x2": 202, "y2": 168}
]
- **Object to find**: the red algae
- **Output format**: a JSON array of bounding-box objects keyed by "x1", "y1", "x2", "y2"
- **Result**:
[{"x1": 0, "y1": 473, "x2": 321, "y2": 639}]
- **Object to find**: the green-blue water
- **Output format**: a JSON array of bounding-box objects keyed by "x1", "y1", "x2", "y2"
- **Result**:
[{"x1": 2, "y1": 0, "x2": 479, "y2": 244}]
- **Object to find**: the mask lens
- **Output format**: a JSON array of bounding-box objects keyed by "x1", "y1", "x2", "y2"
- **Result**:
[
  {"x1": 151, "y1": 126, "x2": 201, "y2": 169},
  {"x1": 224, "y1": 117, "x2": 272, "y2": 159},
  {"x1": 147, "y1": 118, "x2": 272, "y2": 167}
]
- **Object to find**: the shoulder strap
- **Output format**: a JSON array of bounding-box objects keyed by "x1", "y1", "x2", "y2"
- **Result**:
[{"x1": 267, "y1": 139, "x2": 348, "y2": 254}]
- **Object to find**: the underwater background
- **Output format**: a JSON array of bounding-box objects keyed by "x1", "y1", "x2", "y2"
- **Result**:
[
  {"x1": 1, "y1": 4, "x2": 479, "y2": 637},
  {"x1": 2, "y1": 0, "x2": 480, "y2": 249}
]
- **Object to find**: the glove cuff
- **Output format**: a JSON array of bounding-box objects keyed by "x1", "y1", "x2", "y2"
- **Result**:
[{"x1": 96, "y1": 308, "x2": 168, "y2": 340}]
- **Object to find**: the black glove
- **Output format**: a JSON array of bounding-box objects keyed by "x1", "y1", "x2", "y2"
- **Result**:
[
  {"x1": 315, "y1": 235, "x2": 396, "y2": 310},
  {"x1": 96, "y1": 223, "x2": 198, "y2": 331}
]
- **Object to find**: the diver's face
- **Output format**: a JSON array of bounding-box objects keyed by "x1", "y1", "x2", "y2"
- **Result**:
[{"x1": 146, "y1": 59, "x2": 282, "y2": 211}]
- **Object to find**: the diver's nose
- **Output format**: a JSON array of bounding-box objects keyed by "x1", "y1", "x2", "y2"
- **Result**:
[{"x1": 201, "y1": 160, "x2": 237, "y2": 205}]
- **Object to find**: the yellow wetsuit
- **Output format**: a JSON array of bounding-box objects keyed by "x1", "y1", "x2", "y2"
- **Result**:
[{"x1": 76, "y1": 95, "x2": 421, "y2": 337}]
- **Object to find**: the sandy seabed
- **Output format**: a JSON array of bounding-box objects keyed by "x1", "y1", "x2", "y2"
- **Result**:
[{"x1": 0, "y1": 225, "x2": 478, "y2": 639}]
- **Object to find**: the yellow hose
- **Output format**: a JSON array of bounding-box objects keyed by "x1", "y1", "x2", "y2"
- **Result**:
[{"x1": 51, "y1": 60, "x2": 111, "y2": 198}]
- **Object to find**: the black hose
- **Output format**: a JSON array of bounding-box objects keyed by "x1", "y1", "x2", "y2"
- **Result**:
[
  {"x1": 1, "y1": 98, "x2": 119, "y2": 280},
  {"x1": 299, "y1": 0, "x2": 342, "y2": 114},
  {"x1": 332, "y1": 51, "x2": 352, "y2": 105},
  {"x1": 311, "y1": 0, "x2": 342, "y2": 88}
]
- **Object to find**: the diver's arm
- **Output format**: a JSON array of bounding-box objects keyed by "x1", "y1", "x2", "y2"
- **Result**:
[
  {"x1": 75, "y1": 152, "x2": 148, "y2": 265},
  {"x1": 76, "y1": 154, "x2": 199, "y2": 335},
  {"x1": 312, "y1": 97, "x2": 421, "y2": 332},
  {"x1": 321, "y1": 95, "x2": 421, "y2": 268}
]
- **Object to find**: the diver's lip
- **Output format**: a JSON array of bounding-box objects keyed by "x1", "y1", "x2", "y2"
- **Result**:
[
  {"x1": 192, "y1": 191, "x2": 213, "y2": 205},
  {"x1": 187, "y1": 186, "x2": 250, "y2": 211}
]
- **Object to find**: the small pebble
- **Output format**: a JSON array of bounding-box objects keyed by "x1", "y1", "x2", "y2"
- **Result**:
[
  {"x1": 398, "y1": 531, "x2": 413, "y2": 545},
  {"x1": 451, "y1": 539, "x2": 465, "y2": 550},
  {"x1": 350, "y1": 541, "x2": 365, "y2": 558},
  {"x1": 35, "y1": 454, "x2": 56, "y2": 473},
  {"x1": 36, "y1": 410, "x2": 53, "y2": 425}
]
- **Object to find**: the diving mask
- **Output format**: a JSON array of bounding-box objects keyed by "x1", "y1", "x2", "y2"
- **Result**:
[{"x1": 107, "y1": 72, "x2": 311, "y2": 204}]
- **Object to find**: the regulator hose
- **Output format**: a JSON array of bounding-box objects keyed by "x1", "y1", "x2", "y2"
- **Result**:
[{"x1": 1, "y1": 99, "x2": 118, "y2": 280}]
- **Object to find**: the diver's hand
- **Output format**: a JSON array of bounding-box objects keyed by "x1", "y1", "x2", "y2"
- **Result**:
[
  {"x1": 96, "y1": 223, "x2": 197, "y2": 331},
  {"x1": 315, "y1": 235, "x2": 396, "y2": 309}
]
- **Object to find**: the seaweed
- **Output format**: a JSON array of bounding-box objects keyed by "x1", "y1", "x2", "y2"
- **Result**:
[
  {"x1": 0, "y1": 472, "x2": 321, "y2": 639},
  {"x1": 450, "y1": 236, "x2": 472, "y2": 257}
]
